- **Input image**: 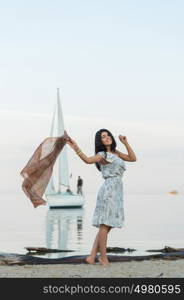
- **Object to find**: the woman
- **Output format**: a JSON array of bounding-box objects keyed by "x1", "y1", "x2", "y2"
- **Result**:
[{"x1": 66, "y1": 128, "x2": 137, "y2": 266}]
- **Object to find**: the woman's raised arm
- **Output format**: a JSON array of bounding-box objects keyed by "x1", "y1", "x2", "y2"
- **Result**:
[
  {"x1": 66, "y1": 135, "x2": 103, "y2": 164},
  {"x1": 116, "y1": 135, "x2": 137, "y2": 162}
]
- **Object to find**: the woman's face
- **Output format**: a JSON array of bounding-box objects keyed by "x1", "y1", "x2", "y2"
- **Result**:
[{"x1": 101, "y1": 131, "x2": 112, "y2": 146}]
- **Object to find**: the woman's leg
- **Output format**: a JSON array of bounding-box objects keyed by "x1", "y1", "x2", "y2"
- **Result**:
[
  {"x1": 86, "y1": 226, "x2": 111, "y2": 264},
  {"x1": 98, "y1": 224, "x2": 111, "y2": 266},
  {"x1": 85, "y1": 232, "x2": 99, "y2": 264}
]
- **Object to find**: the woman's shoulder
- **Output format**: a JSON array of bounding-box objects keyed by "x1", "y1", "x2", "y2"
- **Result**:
[
  {"x1": 97, "y1": 151, "x2": 117, "y2": 163},
  {"x1": 97, "y1": 151, "x2": 105, "y2": 156}
]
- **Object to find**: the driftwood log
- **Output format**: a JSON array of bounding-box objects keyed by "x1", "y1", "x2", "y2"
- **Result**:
[
  {"x1": 146, "y1": 246, "x2": 184, "y2": 253},
  {"x1": 25, "y1": 246, "x2": 136, "y2": 255},
  {"x1": 25, "y1": 246, "x2": 182, "y2": 255},
  {"x1": 25, "y1": 247, "x2": 75, "y2": 254},
  {"x1": 1, "y1": 246, "x2": 184, "y2": 266}
]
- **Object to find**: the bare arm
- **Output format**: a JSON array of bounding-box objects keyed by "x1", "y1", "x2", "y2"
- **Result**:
[
  {"x1": 75, "y1": 152, "x2": 103, "y2": 164},
  {"x1": 116, "y1": 135, "x2": 137, "y2": 162},
  {"x1": 66, "y1": 135, "x2": 104, "y2": 164}
]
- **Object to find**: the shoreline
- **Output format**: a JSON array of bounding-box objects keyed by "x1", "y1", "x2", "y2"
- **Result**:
[{"x1": 1, "y1": 259, "x2": 184, "y2": 278}]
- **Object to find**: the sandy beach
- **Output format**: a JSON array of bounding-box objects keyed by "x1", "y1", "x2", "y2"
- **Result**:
[{"x1": 0, "y1": 259, "x2": 184, "y2": 278}]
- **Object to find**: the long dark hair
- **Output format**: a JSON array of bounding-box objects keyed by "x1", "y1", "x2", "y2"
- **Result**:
[{"x1": 95, "y1": 128, "x2": 117, "y2": 171}]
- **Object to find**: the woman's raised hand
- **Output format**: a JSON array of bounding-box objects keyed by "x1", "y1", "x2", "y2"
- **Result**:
[
  {"x1": 66, "y1": 135, "x2": 79, "y2": 151},
  {"x1": 118, "y1": 135, "x2": 128, "y2": 144},
  {"x1": 63, "y1": 130, "x2": 70, "y2": 140}
]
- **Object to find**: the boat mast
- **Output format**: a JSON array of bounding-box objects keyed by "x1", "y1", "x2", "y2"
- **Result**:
[
  {"x1": 45, "y1": 103, "x2": 56, "y2": 195},
  {"x1": 57, "y1": 88, "x2": 70, "y2": 193},
  {"x1": 57, "y1": 88, "x2": 62, "y2": 193}
]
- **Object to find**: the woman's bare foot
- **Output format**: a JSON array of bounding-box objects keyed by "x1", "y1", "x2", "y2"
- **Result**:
[
  {"x1": 98, "y1": 256, "x2": 110, "y2": 267},
  {"x1": 85, "y1": 256, "x2": 95, "y2": 265}
]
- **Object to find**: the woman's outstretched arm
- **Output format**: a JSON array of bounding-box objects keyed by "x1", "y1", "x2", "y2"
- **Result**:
[{"x1": 66, "y1": 135, "x2": 103, "y2": 164}]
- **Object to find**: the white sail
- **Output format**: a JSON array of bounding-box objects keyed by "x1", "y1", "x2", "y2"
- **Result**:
[
  {"x1": 45, "y1": 88, "x2": 70, "y2": 195},
  {"x1": 45, "y1": 103, "x2": 57, "y2": 195},
  {"x1": 57, "y1": 88, "x2": 70, "y2": 191}
]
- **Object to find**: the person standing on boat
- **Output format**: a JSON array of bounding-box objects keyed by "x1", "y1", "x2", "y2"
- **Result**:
[
  {"x1": 77, "y1": 176, "x2": 83, "y2": 195},
  {"x1": 66, "y1": 129, "x2": 137, "y2": 266}
]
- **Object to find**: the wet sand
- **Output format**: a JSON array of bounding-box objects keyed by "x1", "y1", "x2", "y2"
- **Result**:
[{"x1": 0, "y1": 259, "x2": 184, "y2": 278}]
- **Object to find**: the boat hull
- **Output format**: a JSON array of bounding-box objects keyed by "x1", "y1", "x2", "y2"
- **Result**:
[{"x1": 45, "y1": 193, "x2": 85, "y2": 209}]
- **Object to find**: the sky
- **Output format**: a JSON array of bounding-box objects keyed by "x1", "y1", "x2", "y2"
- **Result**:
[{"x1": 0, "y1": 0, "x2": 184, "y2": 195}]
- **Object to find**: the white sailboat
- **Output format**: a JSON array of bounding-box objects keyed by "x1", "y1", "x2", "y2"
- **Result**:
[{"x1": 45, "y1": 88, "x2": 85, "y2": 209}]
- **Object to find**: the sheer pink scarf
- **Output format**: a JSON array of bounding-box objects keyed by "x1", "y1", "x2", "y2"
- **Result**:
[{"x1": 20, "y1": 132, "x2": 68, "y2": 208}]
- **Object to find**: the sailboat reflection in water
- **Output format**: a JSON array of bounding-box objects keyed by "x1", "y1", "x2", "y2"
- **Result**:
[{"x1": 46, "y1": 208, "x2": 84, "y2": 258}]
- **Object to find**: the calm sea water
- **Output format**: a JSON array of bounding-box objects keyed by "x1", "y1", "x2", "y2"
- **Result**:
[{"x1": 0, "y1": 192, "x2": 183, "y2": 258}]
